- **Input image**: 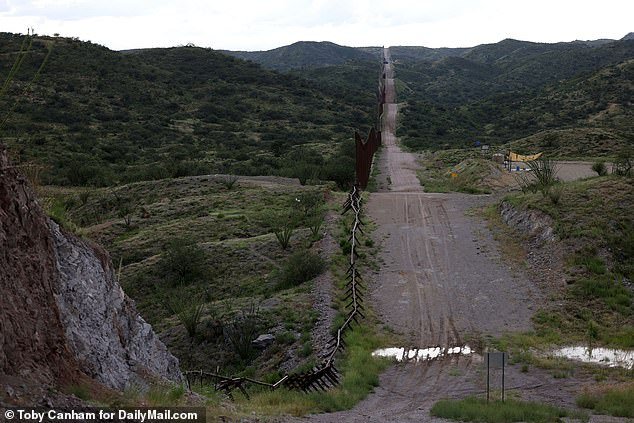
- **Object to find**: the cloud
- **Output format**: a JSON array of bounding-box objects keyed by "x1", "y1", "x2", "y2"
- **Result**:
[{"x1": 0, "y1": 0, "x2": 632, "y2": 50}]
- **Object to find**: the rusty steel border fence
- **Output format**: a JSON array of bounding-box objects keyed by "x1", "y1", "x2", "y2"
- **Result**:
[
  {"x1": 183, "y1": 51, "x2": 387, "y2": 400},
  {"x1": 355, "y1": 50, "x2": 387, "y2": 189}
]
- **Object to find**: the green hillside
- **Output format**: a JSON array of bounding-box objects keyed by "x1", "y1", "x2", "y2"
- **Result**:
[
  {"x1": 396, "y1": 39, "x2": 634, "y2": 153},
  {"x1": 222, "y1": 41, "x2": 376, "y2": 71},
  {"x1": 0, "y1": 33, "x2": 376, "y2": 188},
  {"x1": 388, "y1": 45, "x2": 468, "y2": 61}
]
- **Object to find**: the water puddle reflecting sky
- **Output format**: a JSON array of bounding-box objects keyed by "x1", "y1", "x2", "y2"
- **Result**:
[
  {"x1": 372, "y1": 345, "x2": 473, "y2": 362},
  {"x1": 550, "y1": 346, "x2": 634, "y2": 369},
  {"x1": 373, "y1": 345, "x2": 634, "y2": 369}
]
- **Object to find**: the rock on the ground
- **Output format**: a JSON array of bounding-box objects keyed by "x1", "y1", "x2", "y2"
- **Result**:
[{"x1": 252, "y1": 334, "x2": 275, "y2": 349}]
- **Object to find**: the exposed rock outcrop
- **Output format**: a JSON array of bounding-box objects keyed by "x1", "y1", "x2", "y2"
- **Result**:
[
  {"x1": 1, "y1": 146, "x2": 181, "y2": 393},
  {"x1": 499, "y1": 201, "x2": 555, "y2": 243},
  {"x1": 50, "y1": 221, "x2": 181, "y2": 390}
]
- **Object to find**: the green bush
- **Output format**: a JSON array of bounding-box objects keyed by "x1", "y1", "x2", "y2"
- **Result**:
[
  {"x1": 573, "y1": 275, "x2": 632, "y2": 315},
  {"x1": 529, "y1": 157, "x2": 559, "y2": 197},
  {"x1": 293, "y1": 191, "x2": 324, "y2": 216},
  {"x1": 160, "y1": 238, "x2": 206, "y2": 286},
  {"x1": 274, "y1": 226, "x2": 294, "y2": 250},
  {"x1": 220, "y1": 174, "x2": 239, "y2": 189},
  {"x1": 276, "y1": 251, "x2": 325, "y2": 290},
  {"x1": 592, "y1": 161, "x2": 608, "y2": 176},
  {"x1": 548, "y1": 184, "x2": 563, "y2": 205},
  {"x1": 224, "y1": 306, "x2": 260, "y2": 361},
  {"x1": 613, "y1": 151, "x2": 632, "y2": 177}
]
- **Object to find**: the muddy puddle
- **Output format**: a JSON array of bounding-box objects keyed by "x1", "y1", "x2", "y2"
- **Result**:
[
  {"x1": 372, "y1": 345, "x2": 474, "y2": 363},
  {"x1": 550, "y1": 346, "x2": 634, "y2": 369}
]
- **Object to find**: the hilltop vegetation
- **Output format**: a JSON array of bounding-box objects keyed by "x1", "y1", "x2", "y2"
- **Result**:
[
  {"x1": 222, "y1": 41, "x2": 377, "y2": 71},
  {"x1": 0, "y1": 33, "x2": 376, "y2": 188},
  {"x1": 394, "y1": 38, "x2": 634, "y2": 154}
]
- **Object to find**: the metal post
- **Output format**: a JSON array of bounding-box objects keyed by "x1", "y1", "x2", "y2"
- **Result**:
[
  {"x1": 502, "y1": 354, "x2": 505, "y2": 402},
  {"x1": 486, "y1": 353, "x2": 490, "y2": 403}
]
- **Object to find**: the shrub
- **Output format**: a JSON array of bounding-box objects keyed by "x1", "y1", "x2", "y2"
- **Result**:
[
  {"x1": 309, "y1": 216, "x2": 324, "y2": 240},
  {"x1": 307, "y1": 208, "x2": 325, "y2": 240},
  {"x1": 79, "y1": 191, "x2": 91, "y2": 205},
  {"x1": 514, "y1": 157, "x2": 559, "y2": 196},
  {"x1": 276, "y1": 251, "x2": 325, "y2": 290},
  {"x1": 431, "y1": 396, "x2": 585, "y2": 422},
  {"x1": 530, "y1": 157, "x2": 559, "y2": 196},
  {"x1": 613, "y1": 152, "x2": 632, "y2": 177},
  {"x1": 224, "y1": 306, "x2": 260, "y2": 361},
  {"x1": 294, "y1": 191, "x2": 323, "y2": 217},
  {"x1": 274, "y1": 225, "x2": 294, "y2": 250},
  {"x1": 577, "y1": 384, "x2": 634, "y2": 417},
  {"x1": 160, "y1": 238, "x2": 206, "y2": 286},
  {"x1": 592, "y1": 161, "x2": 608, "y2": 176},
  {"x1": 220, "y1": 174, "x2": 239, "y2": 189},
  {"x1": 548, "y1": 184, "x2": 563, "y2": 205},
  {"x1": 162, "y1": 291, "x2": 205, "y2": 338}
]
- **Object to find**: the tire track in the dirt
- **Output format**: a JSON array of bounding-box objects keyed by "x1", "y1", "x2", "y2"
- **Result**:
[
  {"x1": 404, "y1": 218, "x2": 427, "y2": 346},
  {"x1": 296, "y1": 47, "x2": 538, "y2": 422},
  {"x1": 431, "y1": 200, "x2": 464, "y2": 346}
]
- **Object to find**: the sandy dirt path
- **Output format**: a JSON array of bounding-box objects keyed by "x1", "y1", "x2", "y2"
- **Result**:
[
  {"x1": 370, "y1": 48, "x2": 535, "y2": 344},
  {"x1": 292, "y1": 48, "x2": 610, "y2": 423}
]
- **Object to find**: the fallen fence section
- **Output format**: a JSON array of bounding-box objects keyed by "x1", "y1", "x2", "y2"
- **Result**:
[{"x1": 184, "y1": 187, "x2": 366, "y2": 398}]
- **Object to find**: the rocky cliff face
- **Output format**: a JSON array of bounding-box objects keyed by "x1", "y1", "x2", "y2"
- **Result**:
[{"x1": 0, "y1": 147, "x2": 181, "y2": 393}]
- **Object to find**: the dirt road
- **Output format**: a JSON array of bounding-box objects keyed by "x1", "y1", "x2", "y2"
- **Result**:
[
  {"x1": 370, "y1": 48, "x2": 535, "y2": 346},
  {"x1": 296, "y1": 48, "x2": 594, "y2": 422},
  {"x1": 512, "y1": 161, "x2": 601, "y2": 182}
]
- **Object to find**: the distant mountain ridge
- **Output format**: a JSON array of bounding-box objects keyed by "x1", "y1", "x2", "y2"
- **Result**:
[
  {"x1": 221, "y1": 41, "x2": 377, "y2": 71},
  {"x1": 220, "y1": 35, "x2": 632, "y2": 71}
]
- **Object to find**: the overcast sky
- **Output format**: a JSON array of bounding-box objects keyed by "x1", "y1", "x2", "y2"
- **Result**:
[{"x1": 1, "y1": 0, "x2": 632, "y2": 51}]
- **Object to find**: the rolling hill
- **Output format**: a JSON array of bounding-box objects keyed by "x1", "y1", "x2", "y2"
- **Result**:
[
  {"x1": 394, "y1": 38, "x2": 634, "y2": 154},
  {"x1": 0, "y1": 33, "x2": 377, "y2": 187}
]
